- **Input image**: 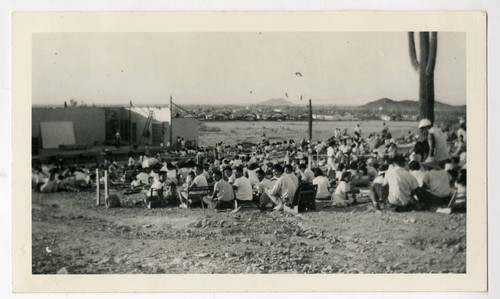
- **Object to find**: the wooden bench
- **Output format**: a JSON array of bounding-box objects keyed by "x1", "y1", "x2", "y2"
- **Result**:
[
  {"x1": 187, "y1": 186, "x2": 214, "y2": 209},
  {"x1": 284, "y1": 184, "x2": 318, "y2": 214}
]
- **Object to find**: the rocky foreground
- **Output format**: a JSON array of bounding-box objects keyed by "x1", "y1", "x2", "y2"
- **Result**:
[{"x1": 32, "y1": 190, "x2": 466, "y2": 274}]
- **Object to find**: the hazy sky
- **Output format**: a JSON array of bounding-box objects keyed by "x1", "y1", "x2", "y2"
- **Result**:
[{"x1": 32, "y1": 32, "x2": 465, "y2": 106}]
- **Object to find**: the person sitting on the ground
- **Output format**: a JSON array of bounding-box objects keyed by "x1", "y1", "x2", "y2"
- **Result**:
[
  {"x1": 245, "y1": 162, "x2": 260, "y2": 188},
  {"x1": 231, "y1": 155, "x2": 243, "y2": 167},
  {"x1": 178, "y1": 164, "x2": 208, "y2": 208},
  {"x1": 259, "y1": 164, "x2": 296, "y2": 211},
  {"x1": 368, "y1": 164, "x2": 389, "y2": 210},
  {"x1": 223, "y1": 165, "x2": 236, "y2": 184},
  {"x1": 387, "y1": 142, "x2": 398, "y2": 159},
  {"x1": 332, "y1": 171, "x2": 353, "y2": 205},
  {"x1": 312, "y1": 168, "x2": 331, "y2": 200},
  {"x1": 454, "y1": 169, "x2": 466, "y2": 204},
  {"x1": 451, "y1": 135, "x2": 466, "y2": 157},
  {"x1": 284, "y1": 164, "x2": 299, "y2": 191},
  {"x1": 146, "y1": 170, "x2": 168, "y2": 203},
  {"x1": 297, "y1": 163, "x2": 315, "y2": 184},
  {"x1": 132, "y1": 169, "x2": 150, "y2": 188},
  {"x1": 407, "y1": 130, "x2": 415, "y2": 142},
  {"x1": 419, "y1": 158, "x2": 453, "y2": 205},
  {"x1": 40, "y1": 171, "x2": 59, "y2": 193},
  {"x1": 255, "y1": 169, "x2": 274, "y2": 196},
  {"x1": 232, "y1": 165, "x2": 254, "y2": 208},
  {"x1": 365, "y1": 158, "x2": 378, "y2": 180},
  {"x1": 335, "y1": 163, "x2": 345, "y2": 183},
  {"x1": 203, "y1": 170, "x2": 235, "y2": 210},
  {"x1": 382, "y1": 154, "x2": 421, "y2": 212},
  {"x1": 409, "y1": 160, "x2": 427, "y2": 188},
  {"x1": 202, "y1": 164, "x2": 211, "y2": 182},
  {"x1": 160, "y1": 162, "x2": 178, "y2": 186}
]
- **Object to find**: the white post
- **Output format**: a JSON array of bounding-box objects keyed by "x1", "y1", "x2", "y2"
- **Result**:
[
  {"x1": 104, "y1": 170, "x2": 109, "y2": 201},
  {"x1": 96, "y1": 169, "x2": 100, "y2": 205}
]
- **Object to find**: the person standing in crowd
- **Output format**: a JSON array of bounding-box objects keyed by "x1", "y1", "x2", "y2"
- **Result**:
[
  {"x1": 326, "y1": 141, "x2": 336, "y2": 176},
  {"x1": 354, "y1": 124, "x2": 362, "y2": 135},
  {"x1": 418, "y1": 118, "x2": 450, "y2": 165},
  {"x1": 115, "y1": 130, "x2": 121, "y2": 149}
]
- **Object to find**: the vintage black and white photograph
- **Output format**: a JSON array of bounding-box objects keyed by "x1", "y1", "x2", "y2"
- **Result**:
[{"x1": 29, "y1": 30, "x2": 470, "y2": 276}]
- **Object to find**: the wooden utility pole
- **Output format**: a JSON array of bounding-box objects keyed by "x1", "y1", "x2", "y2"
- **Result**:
[
  {"x1": 169, "y1": 96, "x2": 173, "y2": 146},
  {"x1": 129, "y1": 101, "x2": 132, "y2": 144},
  {"x1": 308, "y1": 99, "x2": 313, "y2": 141}
]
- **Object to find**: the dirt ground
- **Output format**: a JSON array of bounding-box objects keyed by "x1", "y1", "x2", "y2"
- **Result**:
[{"x1": 32, "y1": 189, "x2": 466, "y2": 274}]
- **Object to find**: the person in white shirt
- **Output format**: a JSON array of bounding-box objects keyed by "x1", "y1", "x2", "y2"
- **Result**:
[
  {"x1": 354, "y1": 124, "x2": 361, "y2": 135},
  {"x1": 418, "y1": 158, "x2": 453, "y2": 205},
  {"x1": 368, "y1": 164, "x2": 389, "y2": 210},
  {"x1": 127, "y1": 155, "x2": 136, "y2": 168},
  {"x1": 284, "y1": 164, "x2": 299, "y2": 191},
  {"x1": 298, "y1": 163, "x2": 315, "y2": 184},
  {"x1": 147, "y1": 170, "x2": 167, "y2": 198},
  {"x1": 203, "y1": 170, "x2": 235, "y2": 210},
  {"x1": 332, "y1": 171, "x2": 352, "y2": 204},
  {"x1": 259, "y1": 164, "x2": 296, "y2": 211},
  {"x1": 382, "y1": 155, "x2": 420, "y2": 212},
  {"x1": 223, "y1": 166, "x2": 236, "y2": 184},
  {"x1": 232, "y1": 165, "x2": 254, "y2": 205},
  {"x1": 245, "y1": 163, "x2": 260, "y2": 188},
  {"x1": 312, "y1": 168, "x2": 331, "y2": 200},
  {"x1": 418, "y1": 119, "x2": 450, "y2": 164},
  {"x1": 40, "y1": 171, "x2": 59, "y2": 193},
  {"x1": 409, "y1": 160, "x2": 427, "y2": 188},
  {"x1": 231, "y1": 155, "x2": 243, "y2": 167},
  {"x1": 457, "y1": 119, "x2": 466, "y2": 143},
  {"x1": 255, "y1": 169, "x2": 274, "y2": 196},
  {"x1": 178, "y1": 164, "x2": 208, "y2": 208},
  {"x1": 326, "y1": 141, "x2": 337, "y2": 176}
]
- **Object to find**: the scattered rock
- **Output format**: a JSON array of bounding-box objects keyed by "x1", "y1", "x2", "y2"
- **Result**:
[{"x1": 56, "y1": 267, "x2": 68, "y2": 274}]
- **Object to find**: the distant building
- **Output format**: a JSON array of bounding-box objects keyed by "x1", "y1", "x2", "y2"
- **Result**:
[
  {"x1": 32, "y1": 106, "x2": 199, "y2": 150},
  {"x1": 380, "y1": 113, "x2": 402, "y2": 121}
]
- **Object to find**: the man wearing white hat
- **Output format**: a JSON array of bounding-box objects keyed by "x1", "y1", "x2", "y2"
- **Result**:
[{"x1": 418, "y1": 118, "x2": 450, "y2": 164}]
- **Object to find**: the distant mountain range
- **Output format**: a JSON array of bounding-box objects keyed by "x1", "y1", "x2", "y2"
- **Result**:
[
  {"x1": 257, "y1": 98, "x2": 295, "y2": 106},
  {"x1": 360, "y1": 98, "x2": 465, "y2": 112},
  {"x1": 256, "y1": 97, "x2": 465, "y2": 111}
]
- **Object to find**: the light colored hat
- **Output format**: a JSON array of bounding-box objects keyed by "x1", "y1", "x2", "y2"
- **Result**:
[{"x1": 418, "y1": 119, "x2": 432, "y2": 129}]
